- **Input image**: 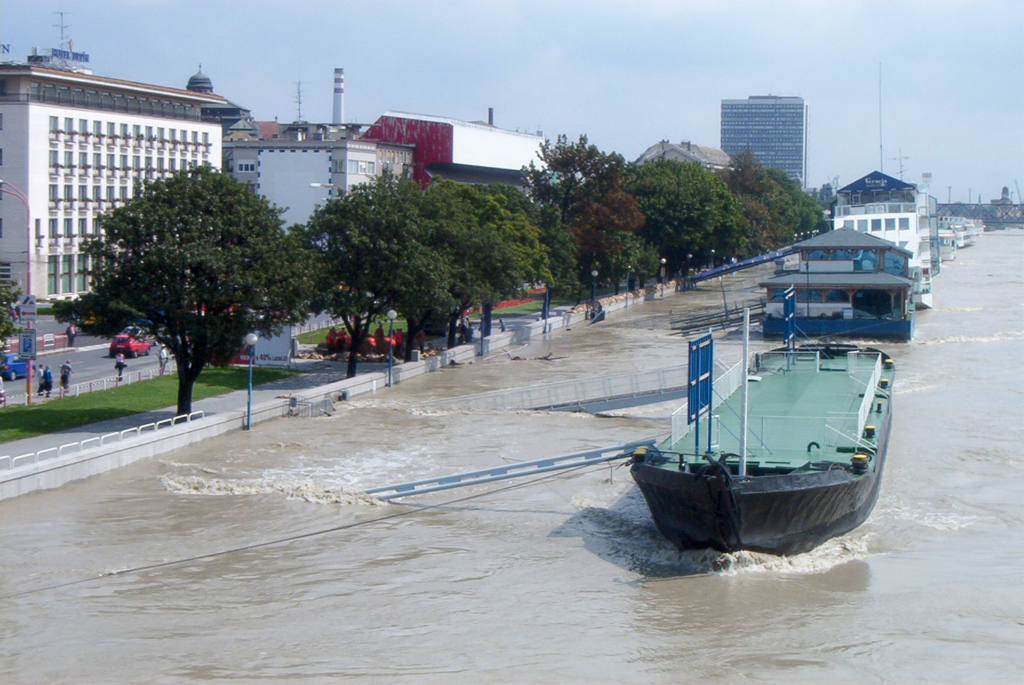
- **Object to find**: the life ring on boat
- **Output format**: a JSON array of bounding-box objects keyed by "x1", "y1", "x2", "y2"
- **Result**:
[{"x1": 806, "y1": 441, "x2": 820, "y2": 453}]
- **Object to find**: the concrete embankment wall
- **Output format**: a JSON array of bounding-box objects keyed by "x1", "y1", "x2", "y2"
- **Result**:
[{"x1": 0, "y1": 284, "x2": 677, "y2": 500}]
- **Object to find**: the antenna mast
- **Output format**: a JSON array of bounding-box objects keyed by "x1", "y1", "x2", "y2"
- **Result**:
[
  {"x1": 878, "y1": 62, "x2": 884, "y2": 172},
  {"x1": 295, "y1": 81, "x2": 303, "y2": 122},
  {"x1": 890, "y1": 149, "x2": 909, "y2": 180}
]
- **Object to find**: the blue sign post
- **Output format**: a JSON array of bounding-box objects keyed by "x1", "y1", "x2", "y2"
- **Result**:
[{"x1": 688, "y1": 333, "x2": 714, "y2": 458}]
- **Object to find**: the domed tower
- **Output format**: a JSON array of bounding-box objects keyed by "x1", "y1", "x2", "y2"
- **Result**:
[{"x1": 186, "y1": 66, "x2": 214, "y2": 93}]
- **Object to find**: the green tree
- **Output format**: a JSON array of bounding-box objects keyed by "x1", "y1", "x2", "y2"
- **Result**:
[
  {"x1": 423, "y1": 181, "x2": 550, "y2": 347},
  {"x1": 303, "y1": 173, "x2": 447, "y2": 375},
  {"x1": 628, "y1": 159, "x2": 745, "y2": 278},
  {"x1": 524, "y1": 134, "x2": 643, "y2": 298},
  {"x1": 77, "y1": 167, "x2": 308, "y2": 414},
  {"x1": 0, "y1": 282, "x2": 20, "y2": 350},
  {"x1": 719, "y1": 152, "x2": 826, "y2": 255}
]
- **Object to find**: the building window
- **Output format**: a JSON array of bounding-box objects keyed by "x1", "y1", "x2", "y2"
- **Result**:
[
  {"x1": 79, "y1": 217, "x2": 88, "y2": 236},
  {"x1": 64, "y1": 150, "x2": 74, "y2": 167},
  {"x1": 169, "y1": 129, "x2": 176, "y2": 142},
  {"x1": 49, "y1": 150, "x2": 59, "y2": 167},
  {"x1": 169, "y1": 158, "x2": 177, "y2": 171},
  {"x1": 0, "y1": 217, "x2": 3, "y2": 238},
  {"x1": 79, "y1": 152, "x2": 88, "y2": 168},
  {"x1": 48, "y1": 256, "x2": 59, "y2": 295},
  {"x1": 64, "y1": 184, "x2": 73, "y2": 200},
  {"x1": 119, "y1": 186, "x2": 128, "y2": 200},
  {"x1": 64, "y1": 218, "x2": 73, "y2": 237},
  {"x1": 107, "y1": 153, "x2": 114, "y2": 168},
  {"x1": 62, "y1": 255, "x2": 73, "y2": 293},
  {"x1": 77, "y1": 254, "x2": 89, "y2": 291},
  {"x1": 348, "y1": 160, "x2": 359, "y2": 174},
  {"x1": 49, "y1": 218, "x2": 59, "y2": 238},
  {"x1": 107, "y1": 122, "x2": 115, "y2": 136},
  {"x1": 79, "y1": 118, "x2": 88, "y2": 133},
  {"x1": 133, "y1": 124, "x2": 141, "y2": 138},
  {"x1": 120, "y1": 154, "x2": 128, "y2": 169},
  {"x1": 121, "y1": 123, "x2": 129, "y2": 137},
  {"x1": 64, "y1": 117, "x2": 73, "y2": 132},
  {"x1": 133, "y1": 155, "x2": 141, "y2": 170},
  {"x1": 145, "y1": 156, "x2": 153, "y2": 169},
  {"x1": 157, "y1": 127, "x2": 165, "y2": 140},
  {"x1": 107, "y1": 185, "x2": 115, "y2": 200},
  {"x1": 49, "y1": 116, "x2": 59, "y2": 131},
  {"x1": 157, "y1": 157, "x2": 165, "y2": 170},
  {"x1": 93, "y1": 185, "x2": 101, "y2": 200},
  {"x1": 49, "y1": 184, "x2": 58, "y2": 201},
  {"x1": 899, "y1": 217, "x2": 910, "y2": 231},
  {"x1": 79, "y1": 184, "x2": 88, "y2": 200},
  {"x1": 202, "y1": 132, "x2": 209, "y2": 145}
]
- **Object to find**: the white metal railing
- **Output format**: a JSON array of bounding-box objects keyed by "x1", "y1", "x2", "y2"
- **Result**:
[
  {"x1": 854, "y1": 353, "x2": 883, "y2": 439},
  {"x1": 0, "y1": 410, "x2": 205, "y2": 472},
  {"x1": 12, "y1": 362, "x2": 178, "y2": 405},
  {"x1": 424, "y1": 364, "x2": 689, "y2": 411}
]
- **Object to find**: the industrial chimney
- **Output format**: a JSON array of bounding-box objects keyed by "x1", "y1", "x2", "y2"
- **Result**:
[
  {"x1": 332, "y1": 68, "x2": 345, "y2": 125},
  {"x1": 488, "y1": 107, "x2": 494, "y2": 126}
]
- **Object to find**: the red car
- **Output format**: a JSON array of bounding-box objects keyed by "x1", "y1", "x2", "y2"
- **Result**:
[{"x1": 109, "y1": 333, "x2": 151, "y2": 358}]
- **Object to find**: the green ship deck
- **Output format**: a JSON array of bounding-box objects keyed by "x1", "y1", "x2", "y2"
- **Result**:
[{"x1": 660, "y1": 349, "x2": 893, "y2": 471}]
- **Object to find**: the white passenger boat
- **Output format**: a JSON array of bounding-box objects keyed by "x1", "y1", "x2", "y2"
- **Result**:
[{"x1": 834, "y1": 171, "x2": 936, "y2": 309}]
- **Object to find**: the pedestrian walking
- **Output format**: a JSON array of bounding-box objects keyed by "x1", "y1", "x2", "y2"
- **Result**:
[
  {"x1": 115, "y1": 353, "x2": 127, "y2": 382},
  {"x1": 65, "y1": 323, "x2": 77, "y2": 347},
  {"x1": 59, "y1": 360, "x2": 72, "y2": 398},
  {"x1": 158, "y1": 345, "x2": 169, "y2": 375},
  {"x1": 42, "y1": 365, "x2": 53, "y2": 398},
  {"x1": 0, "y1": 375, "x2": 6, "y2": 408}
]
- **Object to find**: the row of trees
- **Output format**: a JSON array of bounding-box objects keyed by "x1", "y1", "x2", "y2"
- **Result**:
[{"x1": 11, "y1": 135, "x2": 823, "y2": 417}]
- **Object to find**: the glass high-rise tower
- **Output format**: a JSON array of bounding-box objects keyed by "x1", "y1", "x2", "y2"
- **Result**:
[{"x1": 720, "y1": 96, "x2": 806, "y2": 187}]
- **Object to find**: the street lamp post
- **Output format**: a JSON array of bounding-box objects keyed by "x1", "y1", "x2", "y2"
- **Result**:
[
  {"x1": 245, "y1": 332, "x2": 258, "y2": 430},
  {"x1": 686, "y1": 253, "x2": 693, "y2": 289},
  {"x1": 625, "y1": 265, "x2": 632, "y2": 308},
  {"x1": 659, "y1": 257, "x2": 667, "y2": 285},
  {"x1": 710, "y1": 248, "x2": 716, "y2": 269},
  {"x1": 590, "y1": 269, "x2": 598, "y2": 319},
  {"x1": 386, "y1": 309, "x2": 397, "y2": 387},
  {"x1": 0, "y1": 178, "x2": 34, "y2": 404}
]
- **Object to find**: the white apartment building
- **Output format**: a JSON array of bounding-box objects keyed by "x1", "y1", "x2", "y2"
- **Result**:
[
  {"x1": 0, "y1": 64, "x2": 223, "y2": 300},
  {"x1": 225, "y1": 125, "x2": 414, "y2": 227}
]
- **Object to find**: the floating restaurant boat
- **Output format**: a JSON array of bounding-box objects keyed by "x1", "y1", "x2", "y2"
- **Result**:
[{"x1": 630, "y1": 313, "x2": 894, "y2": 556}]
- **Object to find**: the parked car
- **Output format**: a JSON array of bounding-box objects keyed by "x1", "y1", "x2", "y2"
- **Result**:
[
  {"x1": 109, "y1": 333, "x2": 151, "y2": 358},
  {"x1": 1, "y1": 353, "x2": 29, "y2": 380}
]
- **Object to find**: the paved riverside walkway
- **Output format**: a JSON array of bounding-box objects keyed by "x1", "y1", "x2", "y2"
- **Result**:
[{"x1": 0, "y1": 283, "x2": 720, "y2": 500}]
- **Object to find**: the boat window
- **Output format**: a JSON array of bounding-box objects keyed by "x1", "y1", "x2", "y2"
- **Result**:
[
  {"x1": 830, "y1": 249, "x2": 853, "y2": 260},
  {"x1": 883, "y1": 251, "x2": 907, "y2": 276},
  {"x1": 825, "y1": 289, "x2": 849, "y2": 303},
  {"x1": 870, "y1": 218, "x2": 882, "y2": 231},
  {"x1": 842, "y1": 220, "x2": 854, "y2": 230},
  {"x1": 769, "y1": 288, "x2": 788, "y2": 302},
  {"x1": 885, "y1": 218, "x2": 896, "y2": 230},
  {"x1": 796, "y1": 289, "x2": 822, "y2": 303},
  {"x1": 857, "y1": 219, "x2": 868, "y2": 231},
  {"x1": 805, "y1": 249, "x2": 828, "y2": 260},
  {"x1": 853, "y1": 249, "x2": 878, "y2": 272},
  {"x1": 899, "y1": 217, "x2": 910, "y2": 230}
]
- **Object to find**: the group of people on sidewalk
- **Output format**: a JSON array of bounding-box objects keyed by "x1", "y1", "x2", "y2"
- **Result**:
[{"x1": 32, "y1": 360, "x2": 74, "y2": 399}]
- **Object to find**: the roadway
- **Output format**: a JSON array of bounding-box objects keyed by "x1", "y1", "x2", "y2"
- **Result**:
[{"x1": 5, "y1": 315, "x2": 162, "y2": 404}]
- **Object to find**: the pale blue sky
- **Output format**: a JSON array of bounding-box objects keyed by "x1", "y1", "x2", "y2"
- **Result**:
[{"x1": 4, "y1": 0, "x2": 1021, "y2": 202}]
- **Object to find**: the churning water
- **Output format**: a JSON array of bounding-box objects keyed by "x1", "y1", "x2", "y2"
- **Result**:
[{"x1": 1, "y1": 233, "x2": 1022, "y2": 683}]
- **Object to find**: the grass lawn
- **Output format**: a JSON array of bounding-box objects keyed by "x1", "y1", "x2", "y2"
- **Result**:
[{"x1": 0, "y1": 367, "x2": 298, "y2": 444}]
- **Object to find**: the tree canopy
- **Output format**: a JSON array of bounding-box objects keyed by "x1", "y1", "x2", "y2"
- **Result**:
[{"x1": 73, "y1": 166, "x2": 308, "y2": 414}]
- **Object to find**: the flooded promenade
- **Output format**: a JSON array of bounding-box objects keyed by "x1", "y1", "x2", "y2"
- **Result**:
[{"x1": 1, "y1": 233, "x2": 1022, "y2": 683}]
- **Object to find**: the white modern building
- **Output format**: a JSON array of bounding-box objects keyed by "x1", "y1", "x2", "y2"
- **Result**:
[
  {"x1": 224, "y1": 122, "x2": 413, "y2": 227},
  {"x1": 0, "y1": 64, "x2": 223, "y2": 300}
]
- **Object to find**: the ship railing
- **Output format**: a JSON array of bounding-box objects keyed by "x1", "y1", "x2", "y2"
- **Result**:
[
  {"x1": 669, "y1": 360, "x2": 743, "y2": 447},
  {"x1": 668, "y1": 413, "x2": 861, "y2": 459},
  {"x1": 851, "y1": 353, "x2": 883, "y2": 438},
  {"x1": 756, "y1": 350, "x2": 822, "y2": 373}
]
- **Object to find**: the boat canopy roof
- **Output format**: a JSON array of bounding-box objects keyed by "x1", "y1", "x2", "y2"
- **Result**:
[
  {"x1": 794, "y1": 227, "x2": 913, "y2": 256},
  {"x1": 838, "y1": 171, "x2": 915, "y2": 194},
  {"x1": 760, "y1": 271, "x2": 914, "y2": 289}
]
